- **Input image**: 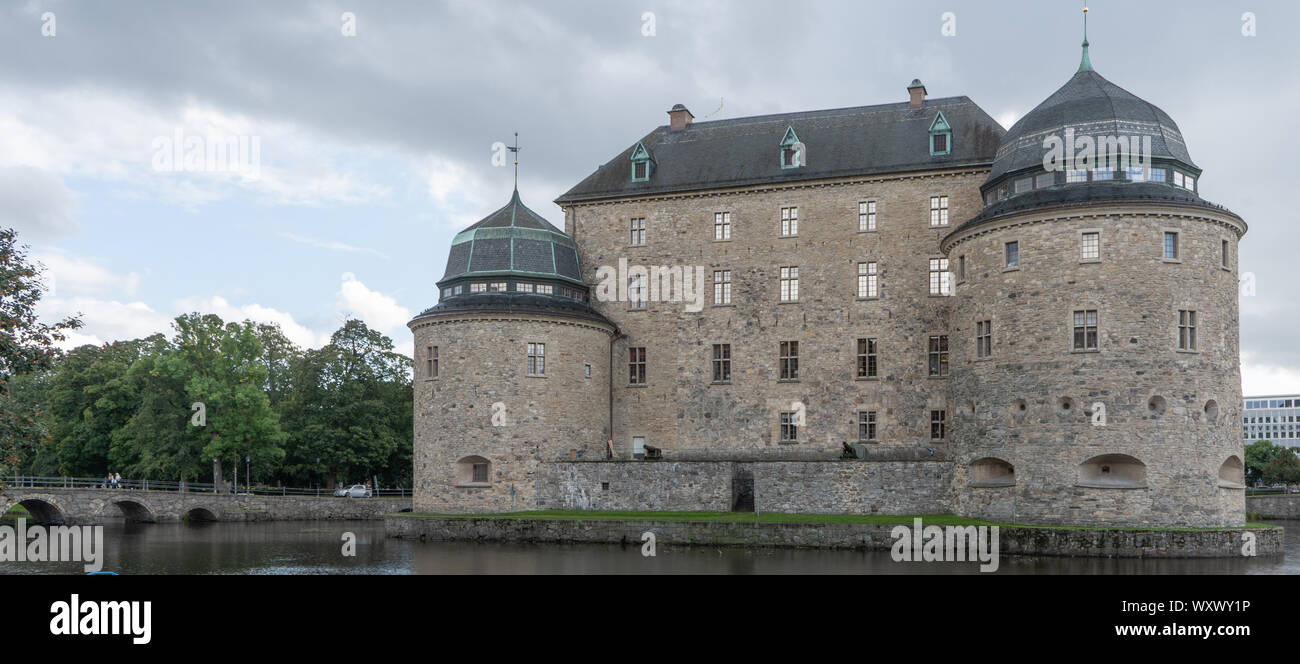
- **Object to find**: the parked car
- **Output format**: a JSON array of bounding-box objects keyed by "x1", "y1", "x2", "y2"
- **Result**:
[{"x1": 336, "y1": 484, "x2": 372, "y2": 498}]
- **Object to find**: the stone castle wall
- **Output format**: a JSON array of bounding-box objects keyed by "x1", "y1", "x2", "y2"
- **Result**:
[
  {"x1": 942, "y1": 204, "x2": 1247, "y2": 527},
  {"x1": 410, "y1": 313, "x2": 614, "y2": 513},
  {"x1": 563, "y1": 169, "x2": 988, "y2": 458}
]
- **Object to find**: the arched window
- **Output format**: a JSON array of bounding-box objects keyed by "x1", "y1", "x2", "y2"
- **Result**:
[
  {"x1": 1218, "y1": 455, "x2": 1244, "y2": 489},
  {"x1": 456, "y1": 455, "x2": 491, "y2": 487},
  {"x1": 969, "y1": 457, "x2": 1016, "y2": 487},
  {"x1": 1078, "y1": 454, "x2": 1147, "y2": 489}
]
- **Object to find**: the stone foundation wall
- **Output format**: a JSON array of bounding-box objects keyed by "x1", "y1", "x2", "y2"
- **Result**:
[{"x1": 1247, "y1": 495, "x2": 1300, "y2": 519}]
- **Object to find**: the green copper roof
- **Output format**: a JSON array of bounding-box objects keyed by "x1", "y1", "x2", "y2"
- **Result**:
[{"x1": 439, "y1": 188, "x2": 584, "y2": 285}]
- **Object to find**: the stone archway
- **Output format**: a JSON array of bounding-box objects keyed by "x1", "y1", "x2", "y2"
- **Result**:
[
  {"x1": 13, "y1": 497, "x2": 67, "y2": 525},
  {"x1": 184, "y1": 507, "x2": 218, "y2": 523},
  {"x1": 108, "y1": 498, "x2": 157, "y2": 523}
]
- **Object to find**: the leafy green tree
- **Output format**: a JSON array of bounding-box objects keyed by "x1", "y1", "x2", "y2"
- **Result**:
[
  {"x1": 0, "y1": 228, "x2": 81, "y2": 478},
  {"x1": 278, "y1": 319, "x2": 411, "y2": 488},
  {"x1": 255, "y1": 322, "x2": 300, "y2": 408},
  {"x1": 6, "y1": 367, "x2": 58, "y2": 475},
  {"x1": 46, "y1": 340, "x2": 147, "y2": 476},
  {"x1": 1262, "y1": 448, "x2": 1300, "y2": 492},
  {"x1": 1245, "y1": 439, "x2": 1286, "y2": 485}
]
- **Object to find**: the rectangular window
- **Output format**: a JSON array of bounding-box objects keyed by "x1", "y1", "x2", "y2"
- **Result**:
[
  {"x1": 714, "y1": 212, "x2": 731, "y2": 241},
  {"x1": 780, "y1": 412, "x2": 798, "y2": 442},
  {"x1": 629, "y1": 274, "x2": 647, "y2": 309},
  {"x1": 1149, "y1": 167, "x2": 1167, "y2": 183},
  {"x1": 931, "y1": 410, "x2": 947, "y2": 440},
  {"x1": 469, "y1": 282, "x2": 487, "y2": 293},
  {"x1": 780, "y1": 266, "x2": 799, "y2": 302},
  {"x1": 516, "y1": 283, "x2": 534, "y2": 293},
  {"x1": 1035, "y1": 172, "x2": 1055, "y2": 188},
  {"x1": 976, "y1": 320, "x2": 992, "y2": 359},
  {"x1": 781, "y1": 206, "x2": 798, "y2": 236},
  {"x1": 856, "y1": 338, "x2": 878, "y2": 378},
  {"x1": 1163, "y1": 231, "x2": 1179, "y2": 259},
  {"x1": 1173, "y1": 171, "x2": 1184, "y2": 188},
  {"x1": 633, "y1": 161, "x2": 648, "y2": 180},
  {"x1": 1126, "y1": 166, "x2": 1145, "y2": 182},
  {"x1": 427, "y1": 345, "x2": 438, "y2": 378},
  {"x1": 929, "y1": 196, "x2": 949, "y2": 227},
  {"x1": 932, "y1": 133, "x2": 947, "y2": 153},
  {"x1": 535, "y1": 284, "x2": 553, "y2": 295},
  {"x1": 1004, "y1": 241, "x2": 1019, "y2": 268},
  {"x1": 1066, "y1": 169, "x2": 1088, "y2": 183},
  {"x1": 1080, "y1": 232, "x2": 1100, "y2": 260},
  {"x1": 958, "y1": 255, "x2": 966, "y2": 281},
  {"x1": 489, "y1": 282, "x2": 507, "y2": 292},
  {"x1": 629, "y1": 217, "x2": 646, "y2": 245},
  {"x1": 857, "y1": 261, "x2": 878, "y2": 298},
  {"x1": 1092, "y1": 167, "x2": 1113, "y2": 181},
  {"x1": 928, "y1": 258, "x2": 950, "y2": 295},
  {"x1": 779, "y1": 341, "x2": 799, "y2": 380},
  {"x1": 472, "y1": 463, "x2": 489, "y2": 483},
  {"x1": 527, "y1": 342, "x2": 546, "y2": 375},
  {"x1": 712, "y1": 344, "x2": 731, "y2": 382},
  {"x1": 1014, "y1": 177, "x2": 1032, "y2": 193},
  {"x1": 1222, "y1": 240, "x2": 1229, "y2": 268},
  {"x1": 858, "y1": 411, "x2": 877, "y2": 442},
  {"x1": 928, "y1": 335, "x2": 949, "y2": 377},
  {"x1": 858, "y1": 201, "x2": 877, "y2": 232},
  {"x1": 1178, "y1": 310, "x2": 1198, "y2": 350},
  {"x1": 1073, "y1": 310, "x2": 1098, "y2": 350},
  {"x1": 452, "y1": 285, "x2": 463, "y2": 295},
  {"x1": 628, "y1": 347, "x2": 646, "y2": 385},
  {"x1": 1184, "y1": 175, "x2": 1195, "y2": 191},
  {"x1": 713, "y1": 270, "x2": 732, "y2": 305}
]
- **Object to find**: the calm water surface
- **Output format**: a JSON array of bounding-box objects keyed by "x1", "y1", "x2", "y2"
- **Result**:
[{"x1": 0, "y1": 518, "x2": 1294, "y2": 574}]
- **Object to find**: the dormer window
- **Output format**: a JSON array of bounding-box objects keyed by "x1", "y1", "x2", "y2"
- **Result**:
[
  {"x1": 630, "y1": 142, "x2": 652, "y2": 182},
  {"x1": 780, "y1": 126, "x2": 803, "y2": 169},
  {"x1": 928, "y1": 111, "x2": 952, "y2": 156}
]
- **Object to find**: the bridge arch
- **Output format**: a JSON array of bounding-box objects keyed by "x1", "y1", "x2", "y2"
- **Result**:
[
  {"x1": 184, "y1": 507, "x2": 218, "y2": 522},
  {"x1": 107, "y1": 497, "x2": 157, "y2": 523},
  {"x1": 7, "y1": 495, "x2": 68, "y2": 524}
]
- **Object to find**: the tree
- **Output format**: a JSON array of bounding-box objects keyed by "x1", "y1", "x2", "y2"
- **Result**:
[
  {"x1": 0, "y1": 227, "x2": 81, "y2": 478},
  {"x1": 1245, "y1": 440, "x2": 1287, "y2": 485},
  {"x1": 255, "y1": 322, "x2": 300, "y2": 408},
  {"x1": 46, "y1": 340, "x2": 146, "y2": 477},
  {"x1": 278, "y1": 319, "x2": 411, "y2": 488},
  {"x1": 1262, "y1": 448, "x2": 1300, "y2": 493}
]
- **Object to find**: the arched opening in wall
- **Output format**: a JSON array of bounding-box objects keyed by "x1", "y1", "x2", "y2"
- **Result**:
[
  {"x1": 1147, "y1": 395, "x2": 1167, "y2": 418},
  {"x1": 456, "y1": 456, "x2": 492, "y2": 487},
  {"x1": 1218, "y1": 455, "x2": 1245, "y2": 489},
  {"x1": 1204, "y1": 399, "x2": 1220, "y2": 424},
  {"x1": 112, "y1": 500, "x2": 156, "y2": 524},
  {"x1": 16, "y1": 499, "x2": 64, "y2": 525},
  {"x1": 184, "y1": 507, "x2": 218, "y2": 523},
  {"x1": 1077, "y1": 454, "x2": 1147, "y2": 489},
  {"x1": 969, "y1": 458, "x2": 1016, "y2": 487}
]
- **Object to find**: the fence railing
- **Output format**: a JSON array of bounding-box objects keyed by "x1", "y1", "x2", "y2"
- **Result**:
[{"x1": 1, "y1": 475, "x2": 411, "y2": 497}]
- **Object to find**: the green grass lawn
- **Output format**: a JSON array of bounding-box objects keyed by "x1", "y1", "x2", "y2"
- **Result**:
[
  {"x1": 2, "y1": 504, "x2": 30, "y2": 517},
  {"x1": 396, "y1": 509, "x2": 1279, "y2": 531}
]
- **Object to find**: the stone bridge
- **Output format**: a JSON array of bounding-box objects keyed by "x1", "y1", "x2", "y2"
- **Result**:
[{"x1": 0, "y1": 487, "x2": 411, "y2": 525}]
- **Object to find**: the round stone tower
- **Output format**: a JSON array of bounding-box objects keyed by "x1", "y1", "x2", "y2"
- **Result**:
[
  {"x1": 941, "y1": 41, "x2": 1247, "y2": 527},
  {"x1": 409, "y1": 188, "x2": 615, "y2": 513}
]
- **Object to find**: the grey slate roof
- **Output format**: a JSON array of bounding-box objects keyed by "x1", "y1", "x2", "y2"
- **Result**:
[
  {"x1": 556, "y1": 96, "x2": 1005, "y2": 203},
  {"x1": 439, "y1": 189, "x2": 584, "y2": 284},
  {"x1": 987, "y1": 68, "x2": 1197, "y2": 182}
]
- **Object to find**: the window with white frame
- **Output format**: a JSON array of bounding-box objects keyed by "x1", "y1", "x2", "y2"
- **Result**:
[
  {"x1": 1073, "y1": 310, "x2": 1098, "y2": 350},
  {"x1": 976, "y1": 320, "x2": 992, "y2": 359},
  {"x1": 857, "y1": 261, "x2": 878, "y2": 298},
  {"x1": 1178, "y1": 310, "x2": 1197, "y2": 350},
  {"x1": 928, "y1": 258, "x2": 950, "y2": 295},
  {"x1": 713, "y1": 270, "x2": 732, "y2": 305},
  {"x1": 781, "y1": 207, "x2": 798, "y2": 236},
  {"x1": 629, "y1": 217, "x2": 646, "y2": 245},
  {"x1": 1080, "y1": 232, "x2": 1100, "y2": 261},
  {"x1": 858, "y1": 201, "x2": 877, "y2": 232},
  {"x1": 929, "y1": 196, "x2": 949, "y2": 227},
  {"x1": 527, "y1": 342, "x2": 545, "y2": 375},
  {"x1": 714, "y1": 212, "x2": 731, "y2": 241},
  {"x1": 780, "y1": 266, "x2": 799, "y2": 302}
]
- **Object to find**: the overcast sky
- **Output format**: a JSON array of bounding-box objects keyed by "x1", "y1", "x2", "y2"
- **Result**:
[{"x1": 0, "y1": 0, "x2": 1296, "y2": 394}]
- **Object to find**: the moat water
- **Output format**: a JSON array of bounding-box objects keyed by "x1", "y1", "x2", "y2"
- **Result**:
[{"x1": 0, "y1": 518, "x2": 1295, "y2": 574}]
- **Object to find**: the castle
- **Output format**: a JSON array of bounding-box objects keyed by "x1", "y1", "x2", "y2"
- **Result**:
[{"x1": 409, "y1": 37, "x2": 1247, "y2": 527}]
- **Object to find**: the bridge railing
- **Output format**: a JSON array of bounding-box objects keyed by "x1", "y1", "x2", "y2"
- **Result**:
[{"x1": 1, "y1": 475, "x2": 411, "y2": 497}]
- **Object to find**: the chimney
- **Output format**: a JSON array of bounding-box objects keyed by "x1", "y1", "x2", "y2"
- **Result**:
[
  {"x1": 667, "y1": 104, "x2": 694, "y2": 131},
  {"x1": 907, "y1": 79, "x2": 927, "y2": 109}
]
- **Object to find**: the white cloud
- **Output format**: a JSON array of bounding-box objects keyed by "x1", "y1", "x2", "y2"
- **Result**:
[
  {"x1": 0, "y1": 166, "x2": 81, "y2": 241},
  {"x1": 34, "y1": 251, "x2": 142, "y2": 297},
  {"x1": 38, "y1": 297, "x2": 174, "y2": 349},
  {"x1": 1242, "y1": 352, "x2": 1300, "y2": 396},
  {"x1": 334, "y1": 272, "x2": 413, "y2": 335},
  {"x1": 278, "y1": 232, "x2": 389, "y2": 259},
  {"x1": 171, "y1": 295, "x2": 331, "y2": 349}
]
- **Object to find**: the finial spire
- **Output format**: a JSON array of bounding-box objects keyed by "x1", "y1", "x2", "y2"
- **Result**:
[
  {"x1": 1078, "y1": 4, "x2": 1093, "y2": 72},
  {"x1": 507, "y1": 132, "x2": 521, "y2": 190}
]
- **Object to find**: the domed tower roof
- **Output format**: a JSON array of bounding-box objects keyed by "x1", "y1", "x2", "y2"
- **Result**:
[
  {"x1": 949, "y1": 38, "x2": 1241, "y2": 241},
  {"x1": 413, "y1": 188, "x2": 613, "y2": 328},
  {"x1": 987, "y1": 54, "x2": 1196, "y2": 183},
  {"x1": 439, "y1": 188, "x2": 583, "y2": 285}
]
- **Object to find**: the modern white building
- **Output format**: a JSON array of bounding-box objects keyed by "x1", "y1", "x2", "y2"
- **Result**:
[{"x1": 1243, "y1": 395, "x2": 1300, "y2": 448}]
